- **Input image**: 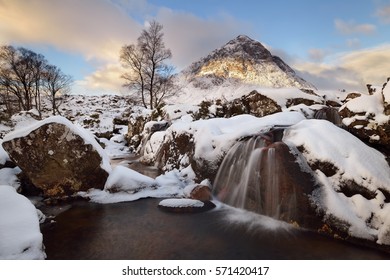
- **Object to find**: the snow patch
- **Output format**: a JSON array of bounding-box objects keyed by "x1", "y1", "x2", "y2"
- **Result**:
[
  {"x1": 0, "y1": 185, "x2": 45, "y2": 259},
  {"x1": 159, "y1": 198, "x2": 204, "y2": 208}
]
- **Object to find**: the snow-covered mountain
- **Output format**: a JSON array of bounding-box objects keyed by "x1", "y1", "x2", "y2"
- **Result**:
[{"x1": 178, "y1": 35, "x2": 315, "y2": 92}]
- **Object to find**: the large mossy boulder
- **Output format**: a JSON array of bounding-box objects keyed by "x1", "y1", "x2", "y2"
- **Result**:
[{"x1": 2, "y1": 116, "x2": 111, "y2": 198}]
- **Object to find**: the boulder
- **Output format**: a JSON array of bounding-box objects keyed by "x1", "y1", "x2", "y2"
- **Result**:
[
  {"x1": 187, "y1": 184, "x2": 212, "y2": 201},
  {"x1": 239, "y1": 90, "x2": 282, "y2": 117},
  {"x1": 2, "y1": 116, "x2": 111, "y2": 198}
]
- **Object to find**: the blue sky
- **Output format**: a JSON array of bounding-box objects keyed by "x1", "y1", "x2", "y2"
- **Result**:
[{"x1": 1, "y1": 0, "x2": 390, "y2": 93}]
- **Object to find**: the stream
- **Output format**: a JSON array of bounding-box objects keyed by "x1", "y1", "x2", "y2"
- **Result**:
[
  {"x1": 41, "y1": 198, "x2": 390, "y2": 260},
  {"x1": 40, "y1": 156, "x2": 390, "y2": 260}
]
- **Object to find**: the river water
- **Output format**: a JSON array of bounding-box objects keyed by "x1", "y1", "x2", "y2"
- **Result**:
[{"x1": 41, "y1": 198, "x2": 390, "y2": 260}]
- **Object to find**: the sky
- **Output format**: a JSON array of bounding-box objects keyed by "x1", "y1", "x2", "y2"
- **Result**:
[{"x1": 1, "y1": 0, "x2": 390, "y2": 94}]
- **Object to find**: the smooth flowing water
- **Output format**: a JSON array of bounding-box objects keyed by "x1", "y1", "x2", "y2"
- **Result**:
[
  {"x1": 41, "y1": 199, "x2": 390, "y2": 259},
  {"x1": 213, "y1": 134, "x2": 297, "y2": 220}
]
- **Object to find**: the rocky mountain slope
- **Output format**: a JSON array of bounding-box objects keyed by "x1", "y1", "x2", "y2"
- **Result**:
[{"x1": 178, "y1": 35, "x2": 315, "y2": 92}]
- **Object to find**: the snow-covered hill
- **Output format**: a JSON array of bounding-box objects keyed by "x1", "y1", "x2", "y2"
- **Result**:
[{"x1": 171, "y1": 35, "x2": 315, "y2": 105}]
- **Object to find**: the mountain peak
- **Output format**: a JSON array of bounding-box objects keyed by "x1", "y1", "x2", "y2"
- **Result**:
[
  {"x1": 212, "y1": 34, "x2": 272, "y2": 61},
  {"x1": 182, "y1": 35, "x2": 315, "y2": 89}
]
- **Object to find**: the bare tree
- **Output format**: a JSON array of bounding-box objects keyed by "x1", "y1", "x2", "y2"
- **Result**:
[
  {"x1": 120, "y1": 21, "x2": 176, "y2": 109},
  {"x1": 0, "y1": 46, "x2": 45, "y2": 113},
  {"x1": 120, "y1": 44, "x2": 147, "y2": 108},
  {"x1": 42, "y1": 64, "x2": 72, "y2": 115},
  {"x1": 0, "y1": 45, "x2": 73, "y2": 117}
]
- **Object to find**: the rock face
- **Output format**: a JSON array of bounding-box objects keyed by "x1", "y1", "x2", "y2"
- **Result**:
[
  {"x1": 180, "y1": 35, "x2": 315, "y2": 89},
  {"x1": 2, "y1": 117, "x2": 110, "y2": 197}
]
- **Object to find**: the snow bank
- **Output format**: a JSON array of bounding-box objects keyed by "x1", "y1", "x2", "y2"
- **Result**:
[
  {"x1": 0, "y1": 167, "x2": 21, "y2": 190},
  {"x1": 3, "y1": 116, "x2": 111, "y2": 173},
  {"x1": 0, "y1": 140, "x2": 9, "y2": 165},
  {"x1": 283, "y1": 119, "x2": 390, "y2": 242},
  {"x1": 80, "y1": 167, "x2": 194, "y2": 204},
  {"x1": 104, "y1": 165, "x2": 156, "y2": 193},
  {"x1": 0, "y1": 185, "x2": 45, "y2": 259},
  {"x1": 283, "y1": 119, "x2": 390, "y2": 192}
]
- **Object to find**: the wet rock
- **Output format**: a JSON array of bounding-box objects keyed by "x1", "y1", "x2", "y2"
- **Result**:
[
  {"x1": 2, "y1": 118, "x2": 110, "y2": 198},
  {"x1": 313, "y1": 107, "x2": 343, "y2": 126},
  {"x1": 213, "y1": 139, "x2": 321, "y2": 228},
  {"x1": 187, "y1": 184, "x2": 212, "y2": 201}
]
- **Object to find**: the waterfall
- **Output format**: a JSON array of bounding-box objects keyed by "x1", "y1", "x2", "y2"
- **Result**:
[{"x1": 213, "y1": 134, "x2": 285, "y2": 220}]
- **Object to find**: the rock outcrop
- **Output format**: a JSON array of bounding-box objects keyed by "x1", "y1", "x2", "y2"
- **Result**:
[
  {"x1": 339, "y1": 80, "x2": 390, "y2": 147},
  {"x1": 2, "y1": 116, "x2": 111, "y2": 198}
]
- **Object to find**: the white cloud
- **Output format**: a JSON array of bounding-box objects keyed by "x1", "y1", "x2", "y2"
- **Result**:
[
  {"x1": 82, "y1": 63, "x2": 125, "y2": 93},
  {"x1": 156, "y1": 7, "x2": 252, "y2": 70},
  {"x1": 0, "y1": 0, "x2": 142, "y2": 63},
  {"x1": 334, "y1": 19, "x2": 376, "y2": 35},
  {"x1": 294, "y1": 44, "x2": 390, "y2": 91}
]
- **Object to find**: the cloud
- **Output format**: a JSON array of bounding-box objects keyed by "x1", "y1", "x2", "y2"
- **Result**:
[
  {"x1": 334, "y1": 19, "x2": 376, "y2": 35},
  {"x1": 0, "y1": 0, "x2": 142, "y2": 63},
  {"x1": 294, "y1": 44, "x2": 390, "y2": 91},
  {"x1": 376, "y1": 5, "x2": 390, "y2": 24},
  {"x1": 82, "y1": 63, "x2": 125, "y2": 94},
  {"x1": 155, "y1": 7, "x2": 252, "y2": 69},
  {"x1": 308, "y1": 48, "x2": 327, "y2": 62}
]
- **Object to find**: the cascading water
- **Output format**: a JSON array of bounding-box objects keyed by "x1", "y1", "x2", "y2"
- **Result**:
[{"x1": 213, "y1": 133, "x2": 286, "y2": 220}]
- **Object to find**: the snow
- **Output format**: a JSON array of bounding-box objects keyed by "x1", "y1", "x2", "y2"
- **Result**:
[
  {"x1": 169, "y1": 80, "x2": 322, "y2": 106},
  {"x1": 0, "y1": 167, "x2": 21, "y2": 190},
  {"x1": 0, "y1": 140, "x2": 9, "y2": 165},
  {"x1": 159, "y1": 198, "x2": 204, "y2": 208},
  {"x1": 0, "y1": 185, "x2": 45, "y2": 259},
  {"x1": 339, "y1": 90, "x2": 390, "y2": 125},
  {"x1": 3, "y1": 115, "x2": 112, "y2": 173},
  {"x1": 383, "y1": 81, "x2": 390, "y2": 104},
  {"x1": 283, "y1": 119, "x2": 390, "y2": 192},
  {"x1": 80, "y1": 167, "x2": 194, "y2": 204},
  {"x1": 104, "y1": 165, "x2": 156, "y2": 193},
  {"x1": 143, "y1": 111, "x2": 306, "y2": 169},
  {"x1": 283, "y1": 119, "x2": 390, "y2": 242}
]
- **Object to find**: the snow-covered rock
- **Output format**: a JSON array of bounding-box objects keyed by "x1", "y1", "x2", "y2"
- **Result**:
[
  {"x1": 0, "y1": 185, "x2": 45, "y2": 259},
  {"x1": 339, "y1": 81, "x2": 390, "y2": 146},
  {"x1": 283, "y1": 119, "x2": 390, "y2": 242},
  {"x1": 104, "y1": 165, "x2": 157, "y2": 193},
  {"x1": 146, "y1": 111, "x2": 305, "y2": 181},
  {"x1": 2, "y1": 116, "x2": 111, "y2": 197},
  {"x1": 158, "y1": 198, "x2": 215, "y2": 213}
]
